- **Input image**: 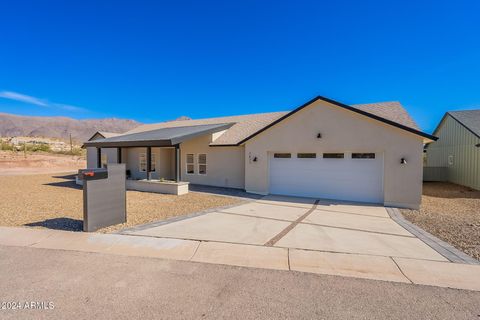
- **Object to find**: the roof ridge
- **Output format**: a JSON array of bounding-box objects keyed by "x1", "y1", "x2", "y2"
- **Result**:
[{"x1": 352, "y1": 101, "x2": 401, "y2": 105}]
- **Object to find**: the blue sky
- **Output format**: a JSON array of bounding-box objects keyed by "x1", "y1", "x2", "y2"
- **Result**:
[{"x1": 0, "y1": 0, "x2": 479, "y2": 132}]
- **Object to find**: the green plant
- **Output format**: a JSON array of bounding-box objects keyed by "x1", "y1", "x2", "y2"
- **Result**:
[
  {"x1": 0, "y1": 141, "x2": 13, "y2": 151},
  {"x1": 28, "y1": 144, "x2": 51, "y2": 152}
]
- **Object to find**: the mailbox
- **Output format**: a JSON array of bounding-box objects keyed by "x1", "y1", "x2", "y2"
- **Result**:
[
  {"x1": 81, "y1": 164, "x2": 126, "y2": 232},
  {"x1": 78, "y1": 168, "x2": 108, "y2": 181}
]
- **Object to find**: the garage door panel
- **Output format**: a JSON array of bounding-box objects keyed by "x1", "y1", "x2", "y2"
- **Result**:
[{"x1": 269, "y1": 154, "x2": 384, "y2": 203}]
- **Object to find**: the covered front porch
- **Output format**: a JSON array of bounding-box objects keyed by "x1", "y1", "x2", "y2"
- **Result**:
[{"x1": 83, "y1": 123, "x2": 233, "y2": 195}]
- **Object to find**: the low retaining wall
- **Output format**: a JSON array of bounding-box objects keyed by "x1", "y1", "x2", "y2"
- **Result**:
[{"x1": 126, "y1": 179, "x2": 189, "y2": 195}]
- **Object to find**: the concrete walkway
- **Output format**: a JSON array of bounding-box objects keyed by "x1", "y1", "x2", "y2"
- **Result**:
[{"x1": 2, "y1": 223, "x2": 480, "y2": 291}]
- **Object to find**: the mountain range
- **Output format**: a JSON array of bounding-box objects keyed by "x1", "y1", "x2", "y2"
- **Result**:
[{"x1": 0, "y1": 113, "x2": 142, "y2": 143}]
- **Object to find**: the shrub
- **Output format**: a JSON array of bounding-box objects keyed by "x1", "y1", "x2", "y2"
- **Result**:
[{"x1": 0, "y1": 142, "x2": 14, "y2": 151}]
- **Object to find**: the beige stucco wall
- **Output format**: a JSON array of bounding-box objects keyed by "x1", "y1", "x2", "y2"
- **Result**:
[
  {"x1": 86, "y1": 147, "x2": 118, "y2": 169},
  {"x1": 125, "y1": 147, "x2": 175, "y2": 180},
  {"x1": 180, "y1": 134, "x2": 245, "y2": 189},
  {"x1": 243, "y1": 100, "x2": 425, "y2": 209}
]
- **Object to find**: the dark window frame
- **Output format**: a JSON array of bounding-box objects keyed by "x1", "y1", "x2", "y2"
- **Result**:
[
  {"x1": 352, "y1": 153, "x2": 376, "y2": 159},
  {"x1": 273, "y1": 153, "x2": 292, "y2": 159},
  {"x1": 297, "y1": 153, "x2": 316, "y2": 159},
  {"x1": 323, "y1": 153, "x2": 344, "y2": 159}
]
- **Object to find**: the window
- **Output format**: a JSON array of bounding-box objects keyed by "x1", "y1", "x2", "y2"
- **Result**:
[
  {"x1": 352, "y1": 153, "x2": 375, "y2": 159},
  {"x1": 150, "y1": 153, "x2": 156, "y2": 172},
  {"x1": 323, "y1": 153, "x2": 344, "y2": 159},
  {"x1": 274, "y1": 153, "x2": 291, "y2": 158},
  {"x1": 101, "y1": 153, "x2": 108, "y2": 168},
  {"x1": 198, "y1": 154, "x2": 207, "y2": 175},
  {"x1": 139, "y1": 153, "x2": 156, "y2": 172},
  {"x1": 297, "y1": 153, "x2": 316, "y2": 159},
  {"x1": 186, "y1": 153, "x2": 195, "y2": 174}
]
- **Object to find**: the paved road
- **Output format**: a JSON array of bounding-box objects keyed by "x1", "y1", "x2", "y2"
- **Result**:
[{"x1": 0, "y1": 245, "x2": 479, "y2": 319}]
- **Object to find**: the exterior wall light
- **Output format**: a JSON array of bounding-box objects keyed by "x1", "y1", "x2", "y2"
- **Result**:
[
  {"x1": 317, "y1": 133, "x2": 322, "y2": 139},
  {"x1": 400, "y1": 158, "x2": 407, "y2": 165},
  {"x1": 253, "y1": 156, "x2": 258, "y2": 162},
  {"x1": 476, "y1": 143, "x2": 480, "y2": 148}
]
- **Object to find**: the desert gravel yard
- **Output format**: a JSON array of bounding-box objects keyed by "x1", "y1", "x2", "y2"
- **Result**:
[
  {"x1": 0, "y1": 173, "x2": 242, "y2": 233},
  {"x1": 401, "y1": 182, "x2": 480, "y2": 261}
]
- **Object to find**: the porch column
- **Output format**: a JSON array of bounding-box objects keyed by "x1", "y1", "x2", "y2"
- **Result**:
[
  {"x1": 146, "y1": 146, "x2": 152, "y2": 180},
  {"x1": 117, "y1": 147, "x2": 122, "y2": 163},
  {"x1": 175, "y1": 144, "x2": 180, "y2": 182},
  {"x1": 97, "y1": 147, "x2": 102, "y2": 168}
]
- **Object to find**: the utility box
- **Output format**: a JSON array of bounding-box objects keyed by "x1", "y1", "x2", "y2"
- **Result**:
[{"x1": 79, "y1": 164, "x2": 126, "y2": 232}]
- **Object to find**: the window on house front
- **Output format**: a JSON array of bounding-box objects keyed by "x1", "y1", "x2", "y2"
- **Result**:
[
  {"x1": 323, "y1": 153, "x2": 344, "y2": 159},
  {"x1": 274, "y1": 153, "x2": 291, "y2": 158},
  {"x1": 352, "y1": 153, "x2": 375, "y2": 159},
  {"x1": 101, "y1": 153, "x2": 108, "y2": 168},
  {"x1": 198, "y1": 154, "x2": 207, "y2": 175},
  {"x1": 139, "y1": 153, "x2": 156, "y2": 172},
  {"x1": 186, "y1": 153, "x2": 195, "y2": 174},
  {"x1": 297, "y1": 153, "x2": 316, "y2": 159}
]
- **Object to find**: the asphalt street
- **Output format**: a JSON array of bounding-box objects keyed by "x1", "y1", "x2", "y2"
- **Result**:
[{"x1": 0, "y1": 245, "x2": 479, "y2": 320}]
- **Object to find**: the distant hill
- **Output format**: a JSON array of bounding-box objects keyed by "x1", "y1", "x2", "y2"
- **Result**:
[{"x1": 0, "y1": 113, "x2": 142, "y2": 143}]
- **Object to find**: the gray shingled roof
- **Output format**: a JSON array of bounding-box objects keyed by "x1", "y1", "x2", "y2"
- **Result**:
[
  {"x1": 448, "y1": 110, "x2": 480, "y2": 138},
  {"x1": 352, "y1": 102, "x2": 419, "y2": 131},
  {"x1": 97, "y1": 131, "x2": 121, "y2": 138},
  {"x1": 84, "y1": 123, "x2": 233, "y2": 148},
  {"x1": 101, "y1": 99, "x2": 427, "y2": 146}
]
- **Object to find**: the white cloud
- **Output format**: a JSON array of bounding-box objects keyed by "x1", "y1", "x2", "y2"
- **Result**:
[
  {"x1": 55, "y1": 104, "x2": 88, "y2": 112},
  {"x1": 0, "y1": 90, "x2": 89, "y2": 113},
  {"x1": 0, "y1": 91, "x2": 48, "y2": 107}
]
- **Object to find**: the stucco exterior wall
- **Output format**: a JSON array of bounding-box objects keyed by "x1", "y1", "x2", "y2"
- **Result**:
[
  {"x1": 426, "y1": 115, "x2": 480, "y2": 190},
  {"x1": 125, "y1": 147, "x2": 175, "y2": 180},
  {"x1": 180, "y1": 134, "x2": 245, "y2": 189},
  {"x1": 86, "y1": 147, "x2": 118, "y2": 168},
  {"x1": 244, "y1": 100, "x2": 424, "y2": 209}
]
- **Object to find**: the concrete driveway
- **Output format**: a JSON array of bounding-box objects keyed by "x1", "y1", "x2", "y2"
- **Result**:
[
  {"x1": 114, "y1": 195, "x2": 480, "y2": 290},
  {"x1": 125, "y1": 195, "x2": 446, "y2": 262}
]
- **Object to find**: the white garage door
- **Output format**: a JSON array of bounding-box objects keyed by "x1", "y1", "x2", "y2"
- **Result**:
[{"x1": 269, "y1": 152, "x2": 384, "y2": 203}]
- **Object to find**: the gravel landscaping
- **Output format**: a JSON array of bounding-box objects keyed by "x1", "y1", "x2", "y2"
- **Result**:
[
  {"x1": 401, "y1": 182, "x2": 480, "y2": 261},
  {"x1": 0, "y1": 173, "x2": 242, "y2": 233}
]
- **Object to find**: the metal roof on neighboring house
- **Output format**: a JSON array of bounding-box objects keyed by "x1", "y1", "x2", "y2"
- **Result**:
[
  {"x1": 83, "y1": 123, "x2": 234, "y2": 148},
  {"x1": 447, "y1": 110, "x2": 480, "y2": 139}
]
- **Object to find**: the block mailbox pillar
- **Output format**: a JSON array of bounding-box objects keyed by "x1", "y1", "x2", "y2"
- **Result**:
[{"x1": 78, "y1": 163, "x2": 126, "y2": 232}]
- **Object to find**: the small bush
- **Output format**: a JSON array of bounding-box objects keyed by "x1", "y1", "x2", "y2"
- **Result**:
[
  {"x1": 0, "y1": 142, "x2": 14, "y2": 151},
  {"x1": 28, "y1": 144, "x2": 51, "y2": 152}
]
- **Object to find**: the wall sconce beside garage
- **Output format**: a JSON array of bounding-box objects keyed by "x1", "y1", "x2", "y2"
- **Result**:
[
  {"x1": 248, "y1": 152, "x2": 259, "y2": 164},
  {"x1": 317, "y1": 133, "x2": 322, "y2": 139},
  {"x1": 400, "y1": 158, "x2": 407, "y2": 165}
]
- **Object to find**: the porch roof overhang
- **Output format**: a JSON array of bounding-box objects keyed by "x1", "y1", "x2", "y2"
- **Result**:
[{"x1": 83, "y1": 123, "x2": 234, "y2": 148}]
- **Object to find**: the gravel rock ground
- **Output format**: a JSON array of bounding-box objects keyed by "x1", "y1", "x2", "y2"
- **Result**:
[
  {"x1": 401, "y1": 182, "x2": 480, "y2": 261},
  {"x1": 0, "y1": 150, "x2": 85, "y2": 176},
  {"x1": 0, "y1": 173, "x2": 241, "y2": 233}
]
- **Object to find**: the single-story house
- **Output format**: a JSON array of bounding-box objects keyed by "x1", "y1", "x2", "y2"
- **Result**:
[
  {"x1": 425, "y1": 110, "x2": 480, "y2": 190},
  {"x1": 84, "y1": 96, "x2": 436, "y2": 209}
]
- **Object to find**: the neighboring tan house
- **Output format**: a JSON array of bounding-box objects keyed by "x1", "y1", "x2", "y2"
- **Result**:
[
  {"x1": 425, "y1": 110, "x2": 480, "y2": 190},
  {"x1": 83, "y1": 96, "x2": 436, "y2": 209}
]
